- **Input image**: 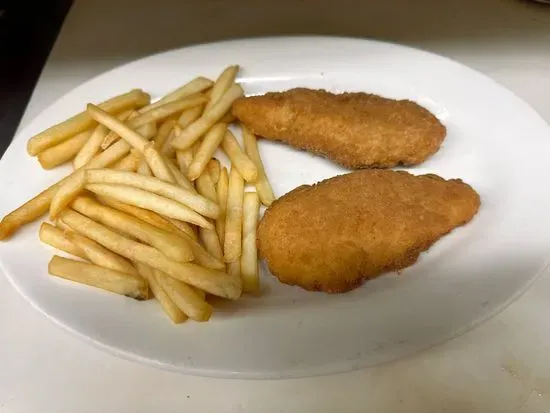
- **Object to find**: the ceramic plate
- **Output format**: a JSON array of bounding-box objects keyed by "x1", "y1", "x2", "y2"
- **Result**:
[{"x1": 2, "y1": 37, "x2": 550, "y2": 379}]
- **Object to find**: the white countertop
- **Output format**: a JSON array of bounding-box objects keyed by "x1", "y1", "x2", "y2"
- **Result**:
[{"x1": 2, "y1": 1, "x2": 550, "y2": 411}]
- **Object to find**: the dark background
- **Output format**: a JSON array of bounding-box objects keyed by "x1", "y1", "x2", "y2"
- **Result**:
[{"x1": 0, "y1": 0, "x2": 72, "y2": 158}]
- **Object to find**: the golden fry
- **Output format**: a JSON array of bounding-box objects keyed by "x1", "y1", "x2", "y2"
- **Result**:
[
  {"x1": 154, "y1": 118, "x2": 177, "y2": 151},
  {"x1": 176, "y1": 149, "x2": 194, "y2": 173},
  {"x1": 72, "y1": 196, "x2": 194, "y2": 263},
  {"x1": 100, "y1": 110, "x2": 137, "y2": 150},
  {"x1": 164, "y1": 158, "x2": 195, "y2": 191},
  {"x1": 49, "y1": 255, "x2": 148, "y2": 300},
  {"x1": 27, "y1": 89, "x2": 150, "y2": 156},
  {"x1": 85, "y1": 183, "x2": 212, "y2": 228},
  {"x1": 171, "y1": 84, "x2": 244, "y2": 150},
  {"x1": 242, "y1": 126, "x2": 275, "y2": 206},
  {"x1": 204, "y1": 65, "x2": 239, "y2": 111},
  {"x1": 241, "y1": 192, "x2": 260, "y2": 293},
  {"x1": 224, "y1": 167, "x2": 244, "y2": 263},
  {"x1": 86, "y1": 169, "x2": 218, "y2": 218},
  {"x1": 39, "y1": 222, "x2": 86, "y2": 260},
  {"x1": 139, "y1": 77, "x2": 213, "y2": 114},
  {"x1": 199, "y1": 226, "x2": 224, "y2": 262},
  {"x1": 154, "y1": 269, "x2": 213, "y2": 322},
  {"x1": 65, "y1": 230, "x2": 138, "y2": 276},
  {"x1": 38, "y1": 130, "x2": 92, "y2": 169},
  {"x1": 73, "y1": 124, "x2": 109, "y2": 168},
  {"x1": 187, "y1": 123, "x2": 227, "y2": 181},
  {"x1": 215, "y1": 167, "x2": 228, "y2": 245},
  {"x1": 95, "y1": 195, "x2": 189, "y2": 237},
  {"x1": 58, "y1": 209, "x2": 241, "y2": 299},
  {"x1": 195, "y1": 170, "x2": 218, "y2": 203},
  {"x1": 135, "y1": 263, "x2": 187, "y2": 323},
  {"x1": 142, "y1": 143, "x2": 176, "y2": 183},
  {"x1": 221, "y1": 130, "x2": 257, "y2": 182},
  {"x1": 50, "y1": 169, "x2": 87, "y2": 219},
  {"x1": 207, "y1": 159, "x2": 221, "y2": 184},
  {"x1": 111, "y1": 150, "x2": 141, "y2": 172}
]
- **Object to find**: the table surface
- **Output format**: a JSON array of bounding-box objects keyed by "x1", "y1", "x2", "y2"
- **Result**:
[{"x1": 2, "y1": 1, "x2": 550, "y2": 412}]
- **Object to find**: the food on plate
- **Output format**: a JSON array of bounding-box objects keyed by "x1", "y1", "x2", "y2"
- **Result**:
[
  {"x1": 241, "y1": 192, "x2": 260, "y2": 293},
  {"x1": 49, "y1": 255, "x2": 148, "y2": 300},
  {"x1": 0, "y1": 66, "x2": 273, "y2": 324},
  {"x1": 232, "y1": 88, "x2": 446, "y2": 169},
  {"x1": 257, "y1": 170, "x2": 480, "y2": 293},
  {"x1": 242, "y1": 126, "x2": 275, "y2": 206},
  {"x1": 224, "y1": 166, "x2": 245, "y2": 263}
]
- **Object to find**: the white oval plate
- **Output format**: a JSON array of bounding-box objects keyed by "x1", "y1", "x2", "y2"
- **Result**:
[{"x1": 1, "y1": 37, "x2": 550, "y2": 379}]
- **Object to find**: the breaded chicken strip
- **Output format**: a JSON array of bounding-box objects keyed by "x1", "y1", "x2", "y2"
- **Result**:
[
  {"x1": 232, "y1": 88, "x2": 446, "y2": 169},
  {"x1": 257, "y1": 170, "x2": 480, "y2": 293}
]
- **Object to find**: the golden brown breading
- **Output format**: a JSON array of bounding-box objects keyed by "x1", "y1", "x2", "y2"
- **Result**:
[
  {"x1": 257, "y1": 170, "x2": 480, "y2": 293},
  {"x1": 232, "y1": 88, "x2": 446, "y2": 169}
]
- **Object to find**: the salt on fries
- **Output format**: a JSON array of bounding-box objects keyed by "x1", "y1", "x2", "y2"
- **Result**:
[{"x1": 0, "y1": 66, "x2": 275, "y2": 324}]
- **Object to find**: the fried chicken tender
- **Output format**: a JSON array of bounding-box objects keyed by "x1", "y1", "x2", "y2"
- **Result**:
[
  {"x1": 257, "y1": 170, "x2": 480, "y2": 293},
  {"x1": 232, "y1": 88, "x2": 446, "y2": 169}
]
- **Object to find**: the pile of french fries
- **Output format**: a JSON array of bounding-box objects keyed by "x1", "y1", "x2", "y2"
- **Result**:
[{"x1": 0, "y1": 65, "x2": 276, "y2": 324}]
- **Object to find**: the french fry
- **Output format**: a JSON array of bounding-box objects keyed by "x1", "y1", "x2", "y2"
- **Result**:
[
  {"x1": 176, "y1": 148, "x2": 194, "y2": 173},
  {"x1": 154, "y1": 119, "x2": 177, "y2": 151},
  {"x1": 204, "y1": 65, "x2": 239, "y2": 111},
  {"x1": 86, "y1": 139, "x2": 134, "y2": 170},
  {"x1": 195, "y1": 170, "x2": 218, "y2": 203},
  {"x1": 139, "y1": 77, "x2": 213, "y2": 114},
  {"x1": 154, "y1": 269, "x2": 213, "y2": 322},
  {"x1": 71, "y1": 196, "x2": 194, "y2": 263},
  {"x1": 164, "y1": 158, "x2": 195, "y2": 191},
  {"x1": 242, "y1": 126, "x2": 275, "y2": 206},
  {"x1": 87, "y1": 98, "x2": 204, "y2": 152},
  {"x1": 100, "y1": 110, "x2": 137, "y2": 150},
  {"x1": 98, "y1": 96, "x2": 206, "y2": 148},
  {"x1": 135, "y1": 263, "x2": 187, "y2": 323},
  {"x1": 0, "y1": 178, "x2": 67, "y2": 240},
  {"x1": 39, "y1": 222, "x2": 86, "y2": 260},
  {"x1": 38, "y1": 129, "x2": 92, "y2": 169},
  {"x1": 216, "y1": 167, "x2": 228, "y2": 245},
  {"x1": 136, "y1": 121, "x2": 157, "y2": 140},
  {"x1": 130, "y1": 95, "x2": 206, "y2": 129},
  {"x1": 221, "y1": 131, "x2": 257, "y2": 182},
  {"x1": 178, "y1": 105, "x2": 204, "y2": 128},
  {"x1": 171, "y1": 84, "x2": 244, "y2": 150},
  {"x1": 226, "y1": 260, "x2": 241, "y2": 280},
  {"x1": 65, "y1": 230, "x2": 139, "y2": 276},
  {"x1": 207, "y1": 159, "x2": 221, "y2": 184},
  {"x1": 0, "y1": 130, "x2": 169, "y2": 241},
  {"x1": 187, "y1": 123, "x2": 227, "y2": 181},
  {"x1": 95, "y1": 195, "x2": 191, "y2": 237},
  {"x1": 85, "y1": 183, "x2": 213, "y2": 229},
  {"x1": 199, "y1": 226, "x2": 224, "y2": 262},
  {"x1": 73, "y1": 124, "x2": 109, "y2": 168},
  {"x1": 50, "y1": 169, "x2": 87, "y2": 219},
  {"x1": 224, "y1": 167, "x2": 244, "y2": 263},
  {"x1": 164, "y1": 217, "x2": 197, "y2": 240},
  {"x1": 241, "y1": 192, "x2": 260, "y2": 293},
  {"x1": 58, "y1": 209, "x2": 241, "y2": 299},
  {"x1": 87, "y1": 104, "x2": 149, "y2": 152},
  {"x1": 168, "y1": 107, "x2": 205, "y2": 161},
  {"x1": 137, "y1": 158, "x2": 152, "y2": 176},
  {"x1": 49, "y1": 255, "x2": 148, "y2": 300},
  {"x1": 142, "y1": 144, "x2": 176, "y2": 183},
  {"x1": 86, "y1": 169, "x2": 219, "y2": 218},
  {"x1": 27, "y1": 89, "x2": 150, "y2": 156},
  {"x1": 111, "y1": 149, "x2": 141, "y2": 172}
]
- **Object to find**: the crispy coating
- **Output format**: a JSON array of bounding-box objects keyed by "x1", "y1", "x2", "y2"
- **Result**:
[
  {"x1": 257, "y1": 170, "x2": 480, "y2": 293},
  {"x1": 232, "y1": 88, "x2": 446, "y2": 169}
]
